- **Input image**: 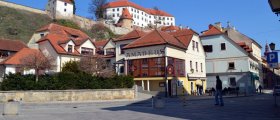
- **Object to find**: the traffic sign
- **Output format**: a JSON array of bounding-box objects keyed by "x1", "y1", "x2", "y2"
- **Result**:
[{"x1": 267, "y1": 52, "x2": 279, "y2": 68}]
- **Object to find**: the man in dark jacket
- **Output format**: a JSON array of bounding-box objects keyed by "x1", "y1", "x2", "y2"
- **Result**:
[{"x1": 215, "y1": 75, "x2": 224, "y2": 106}]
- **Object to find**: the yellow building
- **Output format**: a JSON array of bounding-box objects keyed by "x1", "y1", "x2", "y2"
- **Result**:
[{"x1": 121, "y1": 28, "x2": 206, "y2": 96}]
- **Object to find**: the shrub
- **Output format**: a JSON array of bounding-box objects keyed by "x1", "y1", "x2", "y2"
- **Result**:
[
  {"x1": 54, "y1": 19, "x2": 80, "y2": 29},
  {"x1": 62, "y1": 61, "x2": 81, "y2": 73},
  {"x1": 0, "y1": 73, "x2": 134, "y2": 91}
]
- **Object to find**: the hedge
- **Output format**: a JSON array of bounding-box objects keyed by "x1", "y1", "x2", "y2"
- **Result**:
[{"x1": 0, "y1": 72, "x2": 134, "y2": 91}]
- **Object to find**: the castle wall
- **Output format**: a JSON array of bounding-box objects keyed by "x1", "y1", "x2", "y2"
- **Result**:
[{"x1": 0, "y1": 1, "x2": 46, "y2": 15}]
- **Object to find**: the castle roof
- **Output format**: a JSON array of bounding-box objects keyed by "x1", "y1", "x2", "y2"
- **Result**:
[
  {"x1": 120, "y1": 8, "x2": 133, "y2": 20},
  {"x1": 103, "y1": 0, "x2": 173, "y2": 17},
  {"x1": 59, "y1": 0, "x2": 74, "y2": 4}
]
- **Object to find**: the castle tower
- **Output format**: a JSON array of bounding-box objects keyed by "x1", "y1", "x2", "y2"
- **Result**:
[
  {"x1": 264, "y1": 43, "x2": 271, "y2": 57},
  {"x1": 117, "y1": 8, "x2": 133, "y2": 29},
  {"x1": 46, "y1": 0, "x2": 74, "y2": 19}
]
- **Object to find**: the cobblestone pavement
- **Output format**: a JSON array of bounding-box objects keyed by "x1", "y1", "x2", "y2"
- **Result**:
[{"x1": 0, "y1": 94, "x2": 279, "y2": 120}]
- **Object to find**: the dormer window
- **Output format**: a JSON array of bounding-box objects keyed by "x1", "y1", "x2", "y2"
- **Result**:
[
  {"x1": 68, "y1": 45, "x2": 73, "y2": 53},
  {"x1": 81, "y1": 47, "x2": 93, "y2": 55},
  {"x1": 40, "y1": 33, "x2": 44, "y2": 38},
  {"x1": 70, "y1": 35, "x2": 79, "y2": 39}
]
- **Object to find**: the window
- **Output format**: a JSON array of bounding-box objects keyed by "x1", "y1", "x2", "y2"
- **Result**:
[
  {"x1": 203, "y1": 45, "x2": 213, "y2": 52},
  {"x1": 64, "y1": 2, "x2": 67, "y2": 6},
  {"x1": 192, "y1": 41, "x2": 195, "y2": 50},
  {"x1": 120, "y1": 44, "x2": 127, "y2": 54},
  {"x1": 196, "y1": 42, "x2": 199, "y2": 52},
  {"x1": 112, "y1": 9, "x2": 115, "y2": 12},
  {"x1": 117, "y1": 13, "x2": 119, "y2": 17},
  {"x1": 113, "y1": 14, "x2": 115, "y2": 17},
  {"x1": 81, "y1": 47, "x2": 93, "y2": 55},
  {"x1": 221, "y1": 43, "x2": 226, "y2": 50},
  {"x1": 201, "y1": 63, "x2": 203, "y2": 72},
  {"x1": 190, "y1": 61, "x2": 193, "y2": 69},
  {"x1": 117, "y1": 8, "x2": 119, "y2": 11},
  {"x1": 195, "y1": 62, "x2": 198, "y2": 72},
  {"x1": 228, "y1": 62, "x2": 235, "y2": 70},
  {"x1": 40, "y1": 33, "x2": 44, "y2": 38},
  {"x1": 229, "y1": 77, "x2": 236, "y2": 86},
  {"x1": 64, "y1": 9, "x2": 66, "y2": 12},
  {"x1": 68, "y1": 45, "x2": 73, "y2": 53}
]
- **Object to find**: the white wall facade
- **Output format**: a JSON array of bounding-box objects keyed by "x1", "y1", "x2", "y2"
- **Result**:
[
  {"x1": 77, "y1": 39, "x2": 96, "y2": 55},
  {"x1": 28, "y1": 31, "x2": 49, "y2": 49},
  {"x1": 185, "y1": 35, "x2": 206, "y2": 79},
  {"x1": 47, "y1": 0, "x2": 73, "y2": 19},
  {"x1": 105, "y1": 7, "x2": 175, "y2": 28},
  {"x1": 201, "y1": 35, "x2": 260, "y2": 92}
]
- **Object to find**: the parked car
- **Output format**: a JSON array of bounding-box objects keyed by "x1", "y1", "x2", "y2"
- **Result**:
[{"x1": 273, "y1": 85, "x2": 280, "y2": 96}]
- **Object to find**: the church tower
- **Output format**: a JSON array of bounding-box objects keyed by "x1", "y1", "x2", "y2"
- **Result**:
[
  {"x1": 117, "y1": 8, "x2": 133, "y2": 29},
  {"x1": 46, "y1": 0, "x2": 74, "y2": 19}
]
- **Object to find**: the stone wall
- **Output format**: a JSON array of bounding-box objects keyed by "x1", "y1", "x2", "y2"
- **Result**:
[
  {"x1": 0, "y1": 0, "x2": 46, "y2": 15},
  {"x1": 0, "y1": 89, "x2": 135, "y2": 103}
]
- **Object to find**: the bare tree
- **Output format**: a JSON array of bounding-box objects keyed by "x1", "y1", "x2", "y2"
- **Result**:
[
  {"x1": 79, "y1": 55, "x2": 115, "y2": 77},
  {"x1": 20, "y1": 52, "x2": 54, "y2": 82},
  {"x1": 89, "y1": 0, "x2": 108, "y2": 20}
]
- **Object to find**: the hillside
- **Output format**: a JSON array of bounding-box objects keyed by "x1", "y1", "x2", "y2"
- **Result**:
[{"x1": 0, "y1": 6, "x2": 51, "y2": 43}]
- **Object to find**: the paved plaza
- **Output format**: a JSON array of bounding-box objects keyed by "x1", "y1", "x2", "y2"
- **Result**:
[{"x1": 0, "y1": 93, "x2": 280, "y2": 120}]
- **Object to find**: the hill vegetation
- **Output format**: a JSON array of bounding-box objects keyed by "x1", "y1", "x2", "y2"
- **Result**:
[
  {"x1": 0, "y1": 6, "x2": 51, "y2": 43},
  {"x1": 0, "y1": 6, "x2": 117, "y2": 43}
]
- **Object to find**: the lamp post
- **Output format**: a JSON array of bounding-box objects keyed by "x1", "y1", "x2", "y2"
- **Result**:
[{"x1": 269, "y1": 0, "x2": 280, "y2": 15}]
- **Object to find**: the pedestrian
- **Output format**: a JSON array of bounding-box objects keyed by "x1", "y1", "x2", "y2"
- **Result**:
[
  {"x1": 199, "y1": 86, "x2": 203, "y2": 95},
  {"x1": 258, "y1": 85, "x2": 262, "y2": 94},
  {"x1": 215, "y1": 75, "x2": 224, "y2": 106}
]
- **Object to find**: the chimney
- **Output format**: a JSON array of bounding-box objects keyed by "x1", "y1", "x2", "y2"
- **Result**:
[
  {"x1": 214, "y1": 22, "x2": 222, "y2": 29},
  {"x1": 179, "y1": 25, "x2": 183, "y2": 30},
  {"x1": 227, "y1": 21, "x2": 231, "y2": 29}
]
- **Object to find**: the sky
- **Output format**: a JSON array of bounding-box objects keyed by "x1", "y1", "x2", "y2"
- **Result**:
[{"x1": 5, "y1": 0, "x2": 280, "y2": 53}]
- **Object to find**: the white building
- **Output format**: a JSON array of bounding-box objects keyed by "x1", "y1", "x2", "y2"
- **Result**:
[
  {"x1": 28, "y1": 23, "x2": 96, "y2": 72},
  {"x1": 201, "y1": 23, "x2": 262, "y2": 93},
  {"x1": 103, "y1": 0, "x2": 175, "y2": 28},
  {"x1": 46, "y1": 0, "x2": 74, "y2": 19}
]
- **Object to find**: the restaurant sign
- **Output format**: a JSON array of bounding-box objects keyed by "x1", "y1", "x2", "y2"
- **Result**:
[{"x1": 125, "y1": 48, "x2": 165, "y2": 57}]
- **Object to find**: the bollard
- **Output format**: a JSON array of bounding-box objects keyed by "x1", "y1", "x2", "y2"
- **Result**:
[
  {"x1": 152, "y1": 96, "x2": 165, "y2": 109},
  {"x1": 3, "y1": 100, "x2": 20, "y2": 115}
]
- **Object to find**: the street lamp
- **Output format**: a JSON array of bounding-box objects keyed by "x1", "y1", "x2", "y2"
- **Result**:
[
  {"x1": 269, "y1": 0, "x2": 280, "y2": 15},
  {"x1": 270, "y1": 42, "x2": 276, "y2": 51}
]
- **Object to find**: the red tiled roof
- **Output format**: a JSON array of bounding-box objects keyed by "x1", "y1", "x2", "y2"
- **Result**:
[
  {"x1": 168, "y1": 29, "x2": 196, "y2": 47},
  {"x1": 59, "y1": 0, "x2": 74, "y2": 4},
  {"x1": 115, "y1": 29, "x2": 147, "y2": 41},
  {"x1": 0, "y1": 48, "x2": 43, "y2": 65},
  {"x1": 37, "y1": 34, "x2": 80, "y2": 56},
  {"x1": 35, "y1": 23, "x2": 95, "y2": 56},
  {"x1": 120, "y1": 8, "x2": 133, "y2": 20},
  {"x1": 103, "y1": 0, "x2": 173, "y2": 17},
  {"x1": 0, "y1": 39, "x2": 28, "y2": 52},
  {"x1": 124, "y1": 30, "x2": 187, "y2": 49},
  {"x1": 161, "y1": 26, "x2": 180, "y2": 32},
  {"x1": 201, "y1": 24, "x2": 224, "y2": 37},
  {"x1": 36, "y1": 23, "x2": 89, "y2": 40},
  {"x1": 94, "y1": 40, "x2": 109, "y2": 51}
]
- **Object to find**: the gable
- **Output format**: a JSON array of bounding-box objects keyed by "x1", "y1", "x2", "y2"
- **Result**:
[{"x1": 201, "y1": 35, "x2": 248, "y2": 59}]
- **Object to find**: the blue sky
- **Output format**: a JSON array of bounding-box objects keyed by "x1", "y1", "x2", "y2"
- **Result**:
[{"x1": 6, "y1": 0, "x2": 280, "y2": 53}]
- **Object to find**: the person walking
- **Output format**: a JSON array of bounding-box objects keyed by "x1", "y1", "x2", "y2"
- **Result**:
[
  {"x1": 215, "y1": 75, "x2": 224, "y2": 106},
  {"x1": 258, "y1": 85, "x2": 262, "y2": 94}
]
